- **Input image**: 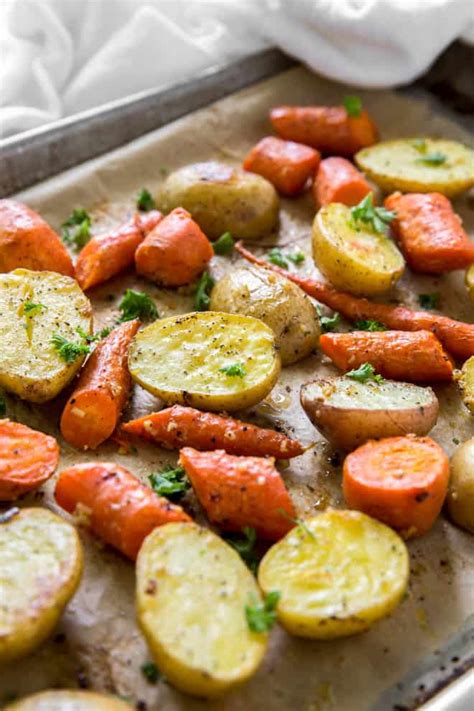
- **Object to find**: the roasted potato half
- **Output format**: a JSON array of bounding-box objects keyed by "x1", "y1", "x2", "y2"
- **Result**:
[
  {"x1": 312, "y1": 203, "x2": 405, "y2": 295},
  {"x1": 458, "y1": 355, "x2": 474, "y2": 414},
  {"x1": 128, "y1": 311, "x2": 280, "y2": 412},
  {"x1": 5, "y1": 690, "x2": 132, "y2": 710},
  {"x1": 355, "y1": 139, "x2": 474, "y2": 197},
  {"x1": 156, "y1": 161, "x2": 279, "y2": 240},
  {"x1": 258, "y1": 509, "x2": 409, "y2": 639},
  {"x1": 301, "y1": 376, "x2": 439, "y2": 450},
  {"x1": 136, "y1": 522, "x2": 268, "y2": 697},
  {"x1": 210, "y1": 266, "x2": 320, "y2": 365},
  {"x1": 0, "y1": 507, "x2": 83, "y2": 663},
  {"x1": 448, "y1": 438, "x2": 474, "y2": 533},
  {"x1": 0, "y1": 269, "x2": 92, "y2": 402},
  {"x1": 465, "y1": 264, "x2": 474, "y2": 304}
]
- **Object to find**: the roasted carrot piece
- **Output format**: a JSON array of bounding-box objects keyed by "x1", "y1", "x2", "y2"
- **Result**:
[
  {"x1": 0, "y1": 199, "x2": 74, "y2": 276},
  {"x1": 135, "y1": 207, "x2": 214, "y2": 286},
  {"x1": 243, "y1": 136, "x2": 320, "y2": 196},
  {"x1": 270, "y1": 106, "x2": 378, "y2": 156},
  {"x1": 343, "y1": 435, "x2": 449, "y2": 537},
  {"x1": 235, "y1": 241, "x2": 474, "y2": 361},
  {"x1": 179, "y1": 448, "x2": 295, "y2": 540},
  {"x1": 320, "y1": 330, "x2": 453, "y2": 382},
  {"x1": 55, "y1": 462, "x2": 191, "y2": 559},
  {"x1": 313, "y1": 157, "x2": 372, "y2": 207},
  {"x1": 385, "y1": 192, "x2": 474, "y2": 274},
  {"x1": 60, "y1": 320, "x2": 140, "y2": 450},
  {"x1": 122, "y1": 405, "x2": 304, "y2": 458},
  {"x1": 75, "y1": 210, "x2": 162, "y2": 290},
  {"x1": 0, "y1": 419, "x2": 59, "y2": 500}
]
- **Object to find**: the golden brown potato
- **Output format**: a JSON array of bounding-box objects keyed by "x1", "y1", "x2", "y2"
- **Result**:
[
  {"x1": 156, "y1": 161, "x2": 279, "y2": 239},
  {"x1": 210, "y1": 266, "x2": 320, "y2": 365},
  {"x1": 465, "y1": 264, "x2": 474, "y2": 303},
  {"x1": 448, "y1": 438, "x2": 474, "y2": 533},
  {"x1": 458, "y1": 355, "x2": 474, "y2": 414},
  {"x1": 5, "y1": 690, "x2": 132, "y2": 710}
]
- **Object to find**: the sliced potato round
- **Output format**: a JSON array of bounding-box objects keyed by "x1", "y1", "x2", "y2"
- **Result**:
[
  {"x1": 355, "y1": 139, "x2": 474, "y2": 197},
  {"x1": 128, "y1": 311, "x2": 280, "y2": 411},
  {"x1": 157, "y1": 161, "x2": 279, "y2": 240},
  {"x1": 0, "y1": 269, "x2": 92, "y2": 403},
  {"x1": 258, "y1": 509, "x2": 409, "y2": 639},
  {"x1": 465, "y1": 264, "x2": 474, "y2": 303},
  {"x1": 210, "y1": 266, "x2": 320, "y2": 365},
  {"x1": 0, "y1": 507, "x2": 83, "y2": 662},
  {"x1": 448, "y1": 438, "x2": 474, "y2": 533},
  {"x1": 458, "y1": 355, "x2": 474, "y2": 414},
  {"x1": 136, "y1": 522, "x2": 268, "y2": 697},
  {"x1": 301, "y1": 376, "x2": 439, "y2": 450},
  {"x1": 5, "y1": 690, "x2": 131, "y2": 710},
  {"x1": 312, "y1": 203, "x2": 405, "y2": 295}
]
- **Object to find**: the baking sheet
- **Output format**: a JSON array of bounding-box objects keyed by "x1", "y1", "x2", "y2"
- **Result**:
[{"x1": 0, "y1": 66, "x2": 473, "y2": 710}]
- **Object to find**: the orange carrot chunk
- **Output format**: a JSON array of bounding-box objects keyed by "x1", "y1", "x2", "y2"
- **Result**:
[
  {"x1": 243, "y1": 136, "x2": 320, "y2": 196},
  {"x1": 179, "y1": 447, "x2": 295, "y2": 540},
  {"x1": 235, "y1": 241, "x2": 474, "y2": 361},
  {"x1": 0, "y1": 199, "x2": 74, "y2": 276},
  {"x1": 343, "y1": 435, "x2": 449, "y2": 537},
  {"x1": 122, "y1": 405, "x2": 304, "y2": 459},
  {"x1": 270, "y1": 106, "x2": 378, "y2": 156},
  {"x1": 320, "y1": 330, "x2": 453, "y2": 382},
  {"x1": 55, "y1": 462, "x2": 191, "y2": 559},
  {"x1": 385, "y1": 192, "x2": 474, "y2": 274},
  {"x1": 313, "y1": 157, "x2": 372, "y2": 207},
  {"x1": 60, "y1": 320, "x2": 140, "y2": 450},
  {"x1": 75, "y1": 210, "x2": 162, "y2": 290},
  {"x1": 135, "y1": 207, "x2": 214, "y2": 287},
  {"x1": 0, "y1": 419, "x2": 59, "y2": 500}
]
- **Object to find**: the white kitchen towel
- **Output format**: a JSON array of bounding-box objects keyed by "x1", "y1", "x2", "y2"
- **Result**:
[{"x1": 0, "y1": 0, "x2": 473, "y2": 139}]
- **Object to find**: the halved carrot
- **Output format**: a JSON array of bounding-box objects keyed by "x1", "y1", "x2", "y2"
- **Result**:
[
  {"x1": 122, "y1": 405, "x2": 304, "y2": 458},
  {"x1": 55, "y1": 462, "x2": 191, "y2": 559},
  {"x1": 243, "y1": 136, "x2": 320, "y2": 196},
  {"x1": 343, "y1": 435, "x2": 449, "y2": 537},
  {"x1": 270, "y1": 106, "x2": 378, "y2": 156},
  {"x1": 313, "y1": 157, "x2": 372, "y2": 207},
  {"x1": 0, "y1": 419, "x2": 59, "y2": 500},
  {"x1": 320, "y1": 330, "x2": 453, "y2": 382},
  {"x1": 135, "y1": 207, "x2": 214, "y2": 286},
  {"x1": 235, "y1": 241, "x2": 474, "y2": 361},
  {"x1": 75, "y1": 210, "x2": 162, "y2": 290},
  {"x1": 385, "y1": 192, "x2": 474, "y2": 274},
  {"x1": 0, "y1": 199, "x2": 74, "y2": 276},
  {"x1": 60, "y1": 320, "x2": 140, "y2": 450},
  {"x1": 179, "y1": 447, "x2": 295, "y2": 540}
]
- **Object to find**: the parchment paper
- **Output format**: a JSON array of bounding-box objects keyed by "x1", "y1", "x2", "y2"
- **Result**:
[{"x1": 0, "y1": 66, "x2": 473, "y2": 711}]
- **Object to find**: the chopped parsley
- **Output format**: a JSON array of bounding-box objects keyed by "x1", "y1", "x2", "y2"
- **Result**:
[
  {"x1": 344, "y1": 95, "x2": 362, "y2": 118},
  {"x1": 416, "y1": 152, "x2": 446, "y2": 166},
  {"x1": 287, "y1": 251, "x2": 305, "y2": 264},
  {"x1": 219, "y1": 363, "x2": 246, "y2": 377},
  {"x1": 346, "y1": 362, "x2": 384, "y2": 383},
  {"x1": 194, "y1": 271, "x2": 215, "y2": 311},
  {"x1": 226, "y1": 527, "x2": 259, "y2": 574},
  {"x1": 412, "y1": 139, "x2": 427, "y2": 153},
  {"x1": 136, "y1": 188, "x2": 156, "y2": 212},
  {"x1": 320, "y1": 312, "x2": 341, "y2": 333},
  {"x1": 350, "y1": 193, "x2": 396, "y2": 235},
  {"x1": 24, "y1": 301, "x2": 46, "y2": 317},
  {"x1": 418, "y1": 293, "x2": 440, "y2": 310},
  {"x1": 61, "y1": 208, "x2": 92, "y2": 251},
  {"x1": 213, "y1": 231, "x2": 234, "y2": 255},
  {"x1": 141, "y1": 662, "x2": 160, "y2": 684},
  {"x1": 245, "y1": 591, "x2": 280, "y2": 633},
  {"x1": 51, "y1": 334, "x2": 90, "y2": 363},
  {"x1": 148, "y1": 465, "x2": 189, "y2": 500},
  {"x1": 452, "y1": 437, "x2": 460, "y2": 446},
  {"x1": 267, "y1": 248, "x2": 288, "y2": 268},
  {"x1": 354, "y1": 319, "x2": 387, "y2": 331},
  {"x1": 76, "y1": 326, "x2": 112, "y2": 343},
  {"x1": 118, "y1": 289, "x2": 158, "y2": 322}
]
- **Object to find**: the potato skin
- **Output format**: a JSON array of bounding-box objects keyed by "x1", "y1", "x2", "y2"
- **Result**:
[
  {"x1": 301, "y1": 376, "x2": 439, "y2": 450},
  {"x1": 465, "y1": 264, "x2": 474, "y2": 304},
  {"x1": 156, "y1": 162, "x2": 279, "y2": 239},
  {"x1": 0, "y1": 508, "x2": 83, "y2": 663},
  {"x1": 5, "y1": 690, "x2": 132, "y2": 710},
  {"x1": 459, "y1": 356, "x2": 474, "y2": 415},
  {"x1": 448, "y1": 438, "x2": 474, "y2": 533},
  {"x1": 210, "y1": 266, "x2": 320, "y2": 365}
]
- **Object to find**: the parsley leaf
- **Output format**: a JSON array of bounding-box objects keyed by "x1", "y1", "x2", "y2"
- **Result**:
[
  {"x1": 245, "y1": 591, "x2": 280, "y2": 633},
  {"x1": 141, "y1": 661, "x2": 160, "y2": 684},
  {"x1": 287, "y1": 251, "x2": 305, "y2": 264},
  {"x1": 23, "y1": 301, "x2": 46, "y2": 317},
  {"x1": 136, "y1": 188, "x2": 156, "y2": 212},
  {"x1": 61, "y1": 208, "x2": 91, "y2": 251},
  {"x1": 194, "y1": 271, "x2": 215, "y2": 311},
  {"x1": 267, "y1": 248, "x2": 288, "y2": 268},
  {"x1": 226, "y1": 527, "x2": 259, "y2": 574},
  {"x1": 148, "y1": 465, "x2": 189, "y2": 500},
  {"x1": 344, "y1": 95, "x2": 362, "y2": 118},
  {"x1": 76, "y1": 326, "x2": 112, "y2": 343},
  {"x1": 219, "y1": 363, "x2": 246, "y2": 377},
  {"x1": 416, "y1": 152, "x2": 446, "y2": 166},
  {"x1": 354, "y1": 319, "x2": 387, "y2": 331},
  {"x1": 118, "y1": 289, "x2": 158, "y2": 322},
  {"x1": 412, "y1": 139, "x2": 427, "y2": 153},
  {"x1": 350, "y1": 193, "x2": 396, "y2": 235},
  {"x1": 418, "y1": 293, "x2": 440, "y2": 310},
  {"x1": 51, "y1": 334, "x2": 90, "y2": 363},
  {"x1": 320, "y1": 312, "x2": 341, "y2": 333},
  {"x1": 346, "y1": 362, "x2": 384, "y2": 383},
  {"x1": 213, "y1": 231, "x2": 234, "y2": 255}
]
